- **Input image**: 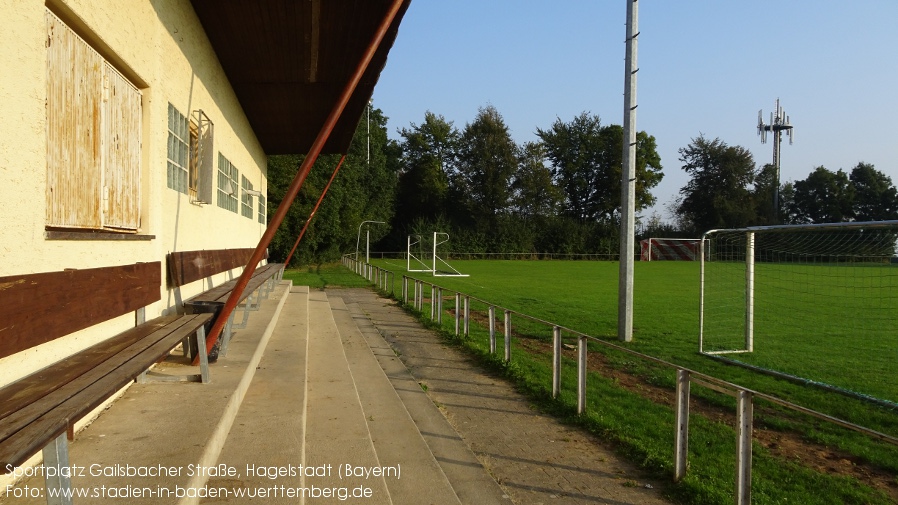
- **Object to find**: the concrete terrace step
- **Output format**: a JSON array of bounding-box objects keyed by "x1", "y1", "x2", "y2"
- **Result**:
[
  {"x1": 327, "y1": 293, "x2": 509, "y2": 505},
  {"x1": 302, "y1": 290, "x2": 392, "y2": 504},
  {"x1": 203, "y1": 284, "x2": 310, "y2": 503},
  {"x1": 327, "y1": 296, "x2": 461, "y2": 505}
]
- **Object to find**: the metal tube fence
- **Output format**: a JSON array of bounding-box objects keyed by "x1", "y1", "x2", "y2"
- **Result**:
[
  {"x1": 341, "y1": 255, "x2": 394, "y2": 294},
  {"x1": 363, "y1": 273, "x2": 898, "y2": 505}
]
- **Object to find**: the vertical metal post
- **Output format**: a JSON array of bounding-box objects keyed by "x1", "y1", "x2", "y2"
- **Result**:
[
  {"x1": 618, "y1": 0, "x2": 639, "y2": 343},
  {"x1": 699, "y1": 235, "x2": 707, "y2": 353},
  {"x1": 745, "y1": 231, "x2": 755, "y2": 352},
  {"x1": 503, "y1": 310, "x2": 511, "y2": 362},
  {"x1": 366, "y1": 229, "x2": 370, "y2": 264},
  {"x1": 402, "y1": 276, "x2": 408, "y2": 304},
  {"x1": 454, "y1": 292, "x2": 460, "y2": 336},
  {"x1": 552, "y1": 326, "x2": 561, "y2": 398},
  {"x1": 463, "y1": 296, "x2": 470, "y2": 337},
  {"x1": 674, "y1": 369, "x2": 690, "y2": 481},
  {"x1": 577, "y1": 335, "x2": 587, "y2": 414},
  {"x1": 430, "y1": 285, "x2": 436, "y2": 320},
  {"x1": 736, "y1": 390, "x2": 754, "y2": 505},
  {"x1": 43, "y1": 434, "x2": 73, "y2": 505},
  {"x1": 488, "y1": 306, "x2": 496, "y2": 354},
  {"x1": 437, "y1": 288, "x2": 443, "y2": 323}
]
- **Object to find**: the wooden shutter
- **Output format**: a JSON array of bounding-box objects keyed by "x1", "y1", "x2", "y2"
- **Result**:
[
  {"x1": 102, "y1": 65, "x2": 141, "y2": 230},
  {"x1": 45, "y1": 10, "x2": 142, "y2": 231},
  {"x1": 46, "y1": 11, "x2": 103, "y2": 229}
]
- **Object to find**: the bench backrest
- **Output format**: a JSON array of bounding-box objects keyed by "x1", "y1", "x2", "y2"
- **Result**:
[
  {"x1": 166, "y1": 248, "x2": 266, "y2": 287},
  {"x1": 0, "y1": 262, "x2": 161, "y2": 361}
]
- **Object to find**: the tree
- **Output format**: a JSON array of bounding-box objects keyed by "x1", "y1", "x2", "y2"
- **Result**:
[
  {"x1": 752, "y1": 163, "x2": 781, "y2": 226},
  {"x1": 789, "y1": 166, "x2": 854, "y2": 223},
  {"x1": 393, "y1": 112, "x2": 459, "y2": 227},
  {"x1": 675, "y1": 135, "x2": 756, "y2": 233},
  {"x1": 537, "y1": 112, "x2": 662, "y2": 223},
  {"x1": 849, "y1": 162, "x2": 898, "y2": 221},
  {"x1": 453, "y1": 105, "x2": 519, "y2": 227},
  {"x1": 512, "y1": 142, "x2": 563, "y2": 221},
  {"x1": 267, "y1": 107, "x2": 398, "y2": 265}
]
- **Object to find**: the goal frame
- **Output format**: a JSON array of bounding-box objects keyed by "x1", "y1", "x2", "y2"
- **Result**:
[
  {"x1": 407, "y1": 234, "x2": 433, "y2": 273},
  {"x1": 432, "y1": 232, "x2": 469, "y2": 277},
  {"x1": 699, "y1": 220, "x2": 898, "y2": 355}
]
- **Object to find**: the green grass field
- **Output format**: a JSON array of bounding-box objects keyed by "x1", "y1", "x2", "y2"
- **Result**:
[{"x1": 355, "y1": 258, "x2": 898, "y2": 504}]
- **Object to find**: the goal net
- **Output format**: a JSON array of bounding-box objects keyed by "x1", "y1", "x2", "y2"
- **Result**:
[
  {"x1": 699, "y1": 220, "x2": 898, "y2": 405},
  {"x1": 640, "y1": 238, "x2": 701, "y2": 261}
]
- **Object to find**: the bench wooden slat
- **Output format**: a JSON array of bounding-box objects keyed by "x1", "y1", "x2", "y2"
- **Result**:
[
  {"x1": 167, "y1": 249, "x2": 266, "y2": 287},
  {"x1": 0, "y1": 262, "x2": 160, "y2": 360},
  {"x1": 0, "y1": 314, "x2": 211, "y2": 468},
  {"x1": 188, "y1": 263, "x2": 282, "y2": 304},
  {"x1": 0, "y1": 316, "x2": 182, "y2": 421}
]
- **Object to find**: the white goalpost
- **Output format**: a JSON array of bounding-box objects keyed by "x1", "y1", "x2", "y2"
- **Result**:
[
  {"x1": 698, "y1": 220, "x2": 898, "y2": 405},
  {"x1": 432, "y1": 232, "x2": 468, "y2": 277},
  {"x1": 407, "y1": 234, "x2": 433, "y2": 272}
]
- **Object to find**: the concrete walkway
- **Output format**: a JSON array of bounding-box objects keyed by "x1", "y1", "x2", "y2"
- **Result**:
[
  {"x1": 328, "y1": 288, "x2": 669, "y2": 505},
  {"x1": 0, "y1": 282, "x2": 670, "y2": 505}
]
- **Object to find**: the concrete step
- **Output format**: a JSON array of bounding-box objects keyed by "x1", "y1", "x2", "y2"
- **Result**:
[
  {"x1": 203, "y1": 285, "x2": 309, "y2": 503},
  {"x1": 303, "y1": 290, "x2": 392, "y2": 504},
  {"x1": 328, "y1": 296, "x2": 461, "y2": 505},
  {"x1": 328, "y1": 293, "x2": 508, "y2": 505}
]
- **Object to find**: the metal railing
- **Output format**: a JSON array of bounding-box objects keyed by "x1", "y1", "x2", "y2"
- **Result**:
[
  {"x1": 342, "y1": 255, "x2": 394, "y2": 294},
  {"x1": 384, "y1": 273, "x2": 898, "y2": 505}
]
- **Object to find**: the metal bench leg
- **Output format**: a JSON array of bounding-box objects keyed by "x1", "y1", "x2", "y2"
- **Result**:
[
  {"x1": 219, "y1": 312, "x2": 236, "y2": 356},
  {"x1": 43, "y1": 433, "x2": 73, "y2": 505},
  {"x1": 195, "y1": 325, "x2": 210, "y2": 384}
]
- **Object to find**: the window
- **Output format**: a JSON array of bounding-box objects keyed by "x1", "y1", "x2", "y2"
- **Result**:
[
  {"x1": 217, "y1": 154, "x2": 239, "y2": 213},
  {"x1": 46, "y1": 10, "x2": 142, "y2": 232},
  {"x1": 167, "y1": 104, "x2": 189, "y2": 194},
  {"x1": 167, "y1": 106, "x2": 214, "y2": 202},
  {"x1": 258, "y1": 194, "x2": 267, "y2": 224},
  {"x1": 241, "y1": 176, "x2": 253, "y2": 219}
]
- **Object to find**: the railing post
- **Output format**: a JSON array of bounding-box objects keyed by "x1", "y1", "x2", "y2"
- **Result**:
[
  {"x1": 402, "y1": 276, "x2": 408, "y2": 304},
  {"x1": 736, "y1": 389, "x2": 753, "y2": 505},
  {"x1": 463, "y1": 296, "x2": 470, "y2": 337},
  {"x1": 503, "y1": 310, "x2": 511, "y2": 362},
  {"x1": 454, "y1": 292, "x2": 460, "y2": 336},
  {"x1": 437, "y1": 288, "x2": 443, "y2": 323},
  {"x1": 488, "y1": 306, "x2": 496, "y2": 354},
  {"x1": 675, "y1": 369, "x2": 690, "y2": 482},
  {"x1": 577, "y1": 335, "x2": 587, "y2": 414},
  {"x1": 430, "y1": 285, "x2": 436, "y2": 320},
  {"x1": 552, "y1": 326, "x2": 561, "y2": 398}
]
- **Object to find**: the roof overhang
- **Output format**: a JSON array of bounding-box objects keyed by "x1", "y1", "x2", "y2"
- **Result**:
[{"x1": 190, "y1": 0, "x2": 410, "y2": 155}]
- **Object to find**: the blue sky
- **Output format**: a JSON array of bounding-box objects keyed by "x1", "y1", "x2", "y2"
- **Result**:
[{"x1": 373, "y1": 1, "x2": 898, "y2": 221}]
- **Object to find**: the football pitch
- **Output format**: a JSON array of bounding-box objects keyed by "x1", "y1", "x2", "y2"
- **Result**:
[{"x1": 372, "y1": 258, "x2": 898, "y2": 409}]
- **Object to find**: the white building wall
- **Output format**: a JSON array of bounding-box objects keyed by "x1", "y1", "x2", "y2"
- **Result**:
[{"x1": 0, "y1": 0, "x2": 269, "y2": 386}]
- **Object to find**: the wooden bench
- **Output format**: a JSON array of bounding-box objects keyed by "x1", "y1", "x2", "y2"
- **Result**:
[
  {"x1": 0, "y1": 262, "x2": 212, "y2": 496},
  {"x1": 167, "y1": 249, "x2": 284, "y2": 357}
]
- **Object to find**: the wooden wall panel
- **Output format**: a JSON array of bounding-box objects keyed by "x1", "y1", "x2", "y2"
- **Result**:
[{"x1": 0, "y1": 262, "x2": 161, "y2": 360}]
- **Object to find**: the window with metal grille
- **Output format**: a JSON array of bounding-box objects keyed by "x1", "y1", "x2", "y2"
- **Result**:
[
  {"x1": 241, "y1": 176, "x2": 254, "y2": 219},
  {"x1": 217, "y1": 154, "x2": 239, "y2": 213},
  {"x1": 258, "y1": 194, "x2": 267, "y2": 224},
  {"x1": 167, "y1": 104, "x2": 189, "y2": 194},
  {"x1": 46, "y1": 10, "x2": 142, "y2": 232}
]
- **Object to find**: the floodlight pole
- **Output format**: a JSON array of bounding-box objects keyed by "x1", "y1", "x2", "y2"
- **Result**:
[{"x1": 618, "y1": 0, "x2": 638, "y2": 342}]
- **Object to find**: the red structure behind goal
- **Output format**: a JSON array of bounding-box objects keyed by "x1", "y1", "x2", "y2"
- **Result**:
[{"x1": 640, "y1": 238, "x2": 700, "y2": 261}]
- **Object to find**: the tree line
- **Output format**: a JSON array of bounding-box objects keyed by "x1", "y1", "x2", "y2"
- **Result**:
[
  {"x1": 267, "y1": 108, "x2": 897, "y2": 266},
  {"x1": 668, "y1": 135, "x2": 898, "y2": 236}
]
